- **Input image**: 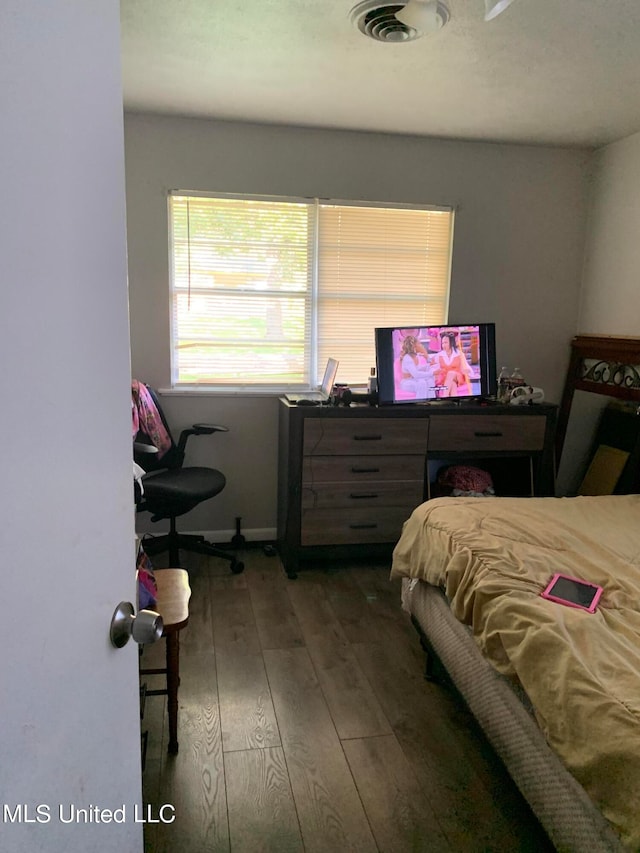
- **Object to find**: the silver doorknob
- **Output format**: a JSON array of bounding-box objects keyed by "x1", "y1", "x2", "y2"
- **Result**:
[{"x1": 110, "y1": 601, "x2": 164, "y2": 648}]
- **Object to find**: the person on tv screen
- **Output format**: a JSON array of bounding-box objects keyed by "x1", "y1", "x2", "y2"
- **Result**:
[
  {"x1": 398, "y1": 334, "x2": 436, "y2": 399},
  {"x1": 433, "y1": 330, "x2": 473, "y2": 397}
]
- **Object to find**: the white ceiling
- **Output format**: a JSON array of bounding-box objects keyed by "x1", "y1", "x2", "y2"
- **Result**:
[{"x1": 120, "y1": 0, "x2": 640, "y2": 149}]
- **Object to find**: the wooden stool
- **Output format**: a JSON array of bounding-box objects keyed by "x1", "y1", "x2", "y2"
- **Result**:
[{"x1": 140, "y1": 568, "x2": 191, "y2": 754}]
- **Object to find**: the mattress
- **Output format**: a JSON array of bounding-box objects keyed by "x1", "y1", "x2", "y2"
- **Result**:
[
  {"x1": 404, "y1": 580, "x2": 622, "y2": 852},
  {"x1": 391, "y1": 494, "x2": 640, "y2": 850}
]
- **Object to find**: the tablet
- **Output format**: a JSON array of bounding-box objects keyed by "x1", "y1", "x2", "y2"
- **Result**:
[{"x1": 540, "y1": 573, "x2": 603, "y2": 613}]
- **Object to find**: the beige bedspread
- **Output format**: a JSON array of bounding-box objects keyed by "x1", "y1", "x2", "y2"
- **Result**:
[{"x1": 391, "y1": 494, "x2": 640, "y2": 849}]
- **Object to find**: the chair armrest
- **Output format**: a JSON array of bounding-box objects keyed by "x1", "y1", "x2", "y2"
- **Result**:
[
  {"x1": 134, "y1": 441, "x2": 159, "y2": 468},
  {"x1": 176, "y1": 423, "x2": 229, "y2": 457},
  {"x1": 192, "y1": 423, "x2": 229, "y2": 435},
  {"x1": 134, "y1": 441, "x2": 159, "y2": 455}
]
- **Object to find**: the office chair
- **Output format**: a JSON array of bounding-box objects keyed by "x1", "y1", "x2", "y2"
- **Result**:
[{"x1": 132, "y1": 382, "x2": 244, "y2": 574}]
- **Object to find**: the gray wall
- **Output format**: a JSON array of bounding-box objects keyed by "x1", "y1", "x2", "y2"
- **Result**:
[
  {"x1": 124, "y1": 113, "x2": 592, "y2": 535},
  {"x1": 557, "y1": 130, "x2": 640, "y2": 494},
  {"x1": 579, "y1": 131, "x2": 640, "y2": 334}
]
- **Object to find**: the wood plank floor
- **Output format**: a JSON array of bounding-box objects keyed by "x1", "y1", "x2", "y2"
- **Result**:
[{"x1": 141, "y1": 550, "x2": 555, "y2": 853}]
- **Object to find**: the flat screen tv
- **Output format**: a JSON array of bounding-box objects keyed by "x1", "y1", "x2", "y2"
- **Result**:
[{"x1": 375, "y1": 323, "x2": 497, "y2": 405}]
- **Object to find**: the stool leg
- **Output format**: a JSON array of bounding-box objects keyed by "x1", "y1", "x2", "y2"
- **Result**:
[{"x1": 165, "y1": 633, "x2": 180, "y2": 754}]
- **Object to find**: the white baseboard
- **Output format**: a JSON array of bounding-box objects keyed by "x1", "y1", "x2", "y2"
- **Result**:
[
  {"x1": 138, "y1": 526, "x2": 277, "y2": 544},
  {"x1": 202, "y1": 527, "x2": 277, "y2": 543}
]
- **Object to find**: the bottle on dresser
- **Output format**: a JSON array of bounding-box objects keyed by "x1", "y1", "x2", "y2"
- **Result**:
[
  {"x1": 367, "y1": 366, "x2": 378, "y2": 395},
  {"x1": 497, "y1": 366, "x2": 510, "y2": 403},
  {"x1": 510, "y1": 367, "x2": 526, "y2": 388},
  {"x1": 498, "y1": 366, "x2": 528, "y2": 403}
]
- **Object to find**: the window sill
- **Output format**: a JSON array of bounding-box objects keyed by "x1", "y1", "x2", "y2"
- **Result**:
[{"x1": 158, "y1": 387, "x2": 306, "y2": 398}]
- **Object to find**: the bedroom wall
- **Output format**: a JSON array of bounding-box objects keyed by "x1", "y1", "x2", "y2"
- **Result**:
[
  {"x1": 556, "y1": 130, "x2": 640, "y2": 494},
  {"x1": 579, "y1": 131, "x2": 640, "y2": 333},
  {"x1": 124, "y1": 113, "x2": 591, "y2": 536}
]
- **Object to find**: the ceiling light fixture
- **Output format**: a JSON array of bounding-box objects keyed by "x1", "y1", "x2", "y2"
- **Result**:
[
  {"x1": 395, "y1": 0, "x2": 441, "y2": 33},
  {"x1": 350, "y1": 0, "x2": 519, "y2": 43},
  {"x1": 484, "y1": 0, "x2": 518, "y2": 21},
  {"x1": 350, "y1": 0, "x2": 449, "y2": 42}
]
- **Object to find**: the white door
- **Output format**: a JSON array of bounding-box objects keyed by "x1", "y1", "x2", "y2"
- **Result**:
[{"x1": 0, "y1": 3, "x2": 143, "y2": 852}]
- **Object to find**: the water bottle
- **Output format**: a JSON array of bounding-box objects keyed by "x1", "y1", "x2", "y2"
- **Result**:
[
  {"x1": 510, "y1": 367, "x2": 526, "y2": 387},
  {"x1": 497, "y1": 366, "x2": 509, "y2": 402},
  {"x1": 367, "y1": 367, "x2": 378, "y2": 395}
]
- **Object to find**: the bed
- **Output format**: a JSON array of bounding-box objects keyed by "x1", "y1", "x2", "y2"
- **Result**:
[{"x1": 391, "y1": 335, "x2": 640, "y2": 852}]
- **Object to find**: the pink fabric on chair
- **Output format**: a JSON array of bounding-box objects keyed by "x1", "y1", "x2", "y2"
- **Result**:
[{"x1": 131, "y1": 380, "x2": 172, "y2": 459}]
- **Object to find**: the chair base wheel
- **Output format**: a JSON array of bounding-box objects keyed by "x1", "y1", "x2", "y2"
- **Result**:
[{"x1": 230, "y1": 560, "x2": 245, "y2": 574}]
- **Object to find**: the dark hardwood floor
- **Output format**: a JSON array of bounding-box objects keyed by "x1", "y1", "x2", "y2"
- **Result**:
[{"x1": 141, "y1": 550, "x2": 554, "y2": 853}]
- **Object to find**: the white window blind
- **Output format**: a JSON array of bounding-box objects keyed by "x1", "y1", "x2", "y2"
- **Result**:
[
  {"x1": 317, "y1": 203, "x2": 454, "y2": 384},
  {"x1": 169, "y1": 193, "x2": 454, "y2": 388}
]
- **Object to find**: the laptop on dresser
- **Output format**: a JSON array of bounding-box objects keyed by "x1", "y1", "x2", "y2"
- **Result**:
[{"x1": 285, "y1": 358, "x2": 339, "y2": 404}]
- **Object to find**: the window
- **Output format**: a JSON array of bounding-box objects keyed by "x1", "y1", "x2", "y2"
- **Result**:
[{"x1": 169, "y1": 192, "x2": 454, "y2": 389}]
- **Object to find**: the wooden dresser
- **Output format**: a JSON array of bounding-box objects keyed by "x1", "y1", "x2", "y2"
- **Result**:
[{"x1": 278, "y1": 400, "x2": 557, "y2": 578}]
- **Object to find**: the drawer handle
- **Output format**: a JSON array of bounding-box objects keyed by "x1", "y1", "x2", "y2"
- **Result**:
[
  {"x1": 350, "y1": 492, "x2": 379, "y2": 499},
  {"x1": 349, "y1": 522, "x2": 378, "y2": 529},
  {"x1": 353, "y1": 434, "x2": 382, "y2": 441},
  {"x1": 351, "y1": 466, "x2": 380, "y2": 473},
  {"x1": 474, "y1": 431, "x2": 503, "y2": 437}
]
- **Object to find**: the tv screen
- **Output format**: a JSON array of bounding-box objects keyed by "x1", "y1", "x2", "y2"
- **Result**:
[{"x1": 375, "y1": 323, "x2": 497, "y2": 405}]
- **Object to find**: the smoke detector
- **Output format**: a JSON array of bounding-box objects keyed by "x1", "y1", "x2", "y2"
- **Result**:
[{"x1": 350, "y1": 0, "x2": 450, "y2": 43}]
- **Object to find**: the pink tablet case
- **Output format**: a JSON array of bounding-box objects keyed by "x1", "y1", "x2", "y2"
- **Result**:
[{"x1": 540, "y1": 573, "x2": 603, "y2": 613}]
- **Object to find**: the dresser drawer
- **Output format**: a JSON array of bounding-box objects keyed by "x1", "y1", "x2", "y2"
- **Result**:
[
  {"x1": 301, "y1": 506, "x2": 413, "y2": 546},
  {"x1": 304, "y1": 418, "x2": 429, "y2": 456},
  {"x1": 302, "y1": 454, "x2": 425, "y2": 484},
  {"x1": 301, "y1": 480, "x2": 424, "y2": 510},
  {"x1": 428, "y1": 414, "x2": 546, "y2": 452}
]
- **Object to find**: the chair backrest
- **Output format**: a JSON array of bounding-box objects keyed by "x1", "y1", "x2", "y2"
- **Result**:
[{"x1": 132, "y1": 382, "x2": 184, "y2": 471}]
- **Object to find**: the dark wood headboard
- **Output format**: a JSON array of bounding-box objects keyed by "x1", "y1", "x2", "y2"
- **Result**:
[{"x1": 556, "y1": 334, "x2": 640, "y2": 463}]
